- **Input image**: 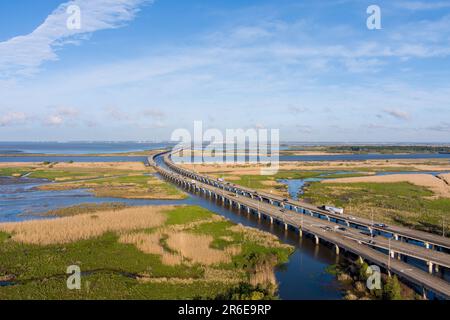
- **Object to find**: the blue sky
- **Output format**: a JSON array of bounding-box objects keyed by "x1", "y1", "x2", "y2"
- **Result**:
[{"x1": 1, "y1": 0, "x2": 450, "y2": 142}]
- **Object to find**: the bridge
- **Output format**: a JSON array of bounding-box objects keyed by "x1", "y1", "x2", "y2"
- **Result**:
[{"x1": 150, "y1": 151, "x2": 450, "y2": 299}]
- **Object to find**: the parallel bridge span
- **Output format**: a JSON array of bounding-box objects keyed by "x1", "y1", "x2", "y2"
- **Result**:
[{"x1": 150, "y1": 151, "x2": 450, "y2": 299}]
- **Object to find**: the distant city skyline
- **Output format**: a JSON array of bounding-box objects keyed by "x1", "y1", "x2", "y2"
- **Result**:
[{"x1": 1, "y1": 0, "x2": 450, "y2": 142}]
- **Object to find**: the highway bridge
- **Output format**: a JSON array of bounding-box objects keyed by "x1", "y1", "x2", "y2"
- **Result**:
[{"x1": 150, "y1": 151, "x2": 450, "y2": 299}]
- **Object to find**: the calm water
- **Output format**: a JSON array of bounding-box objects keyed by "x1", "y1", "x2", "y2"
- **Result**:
[
  {"x1": 3, "y1": 144, "x2": 449, "y2": 299},
  {"x1": 4, "y1": 153, "x2": 448, "y2": 163},
  {"x1": 0, "y1": 142, "x2": 171, "y2": 155},
  {"x1": 0, "y1": 170, "x2": 343, "y2": 300},
  {"x1": 0, "y1": 176, "x2": 190, "y2": 222},
  {"x1": 0, "y1": 156, "x2": 149, "y2": 163},
  {"x1": 281, "y1": 153, "x2": 450, "y2": 161}
]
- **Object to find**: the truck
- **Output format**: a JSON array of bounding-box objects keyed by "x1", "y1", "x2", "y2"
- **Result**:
[{"x1": 320, "y1": 205, "x2": 344, "y2": 215}]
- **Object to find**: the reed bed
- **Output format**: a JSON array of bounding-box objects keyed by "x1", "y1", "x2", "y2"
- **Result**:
[
  {"x1": 229, "y1": 224, "x2": 290, "y2": 249},
  {"x1": 167, "y1": 232, "x2": 241, "y2": 265},
  {"x1": 0, "y1": 206, "x2": 169, "y2": 245},
  {"x1": 119, "y1": 232, "x2": 182, "y2": 266}
]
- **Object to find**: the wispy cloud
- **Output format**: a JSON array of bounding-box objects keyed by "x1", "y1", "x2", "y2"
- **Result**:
[
  {"x1": 0, "y1": 0, "x2": 150, "y2": 78},
  {"x1": 0, "y1": 112, "x2": 29, "y2": 127},
  {"x1": 43, "y1": 106, "x2": 80, "y2": 126},
  {"x1": 396, "y1": 1, "x2": 450, "y2": 11},
  {"x1": 383, "y1": 109, "x2": 411, "y2": 120},
  {"x1": 427, "y1": 122, "x2": 450, "y2": 132}
]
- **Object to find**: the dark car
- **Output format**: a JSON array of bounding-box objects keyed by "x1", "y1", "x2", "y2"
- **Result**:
[{"x1": 373, "y1": 223, "x2": 388, "y2": 228}]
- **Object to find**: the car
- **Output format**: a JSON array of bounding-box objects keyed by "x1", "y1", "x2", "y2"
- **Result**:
[
  {"x1": 323, "y1": 226, "x2": 333, "y2": 232},
  {"x1": 337, "y1": 227, "x2": 347, "y2": 232},
  {"x1": 283, "y1": 198, "x2": 289, "y2": 202},
  {"x1": 373, "y1": 223, "x2": 388, "y2": 228},
  {"x1": 280, "y1": 209, "x2": 286, "y2": 213}
]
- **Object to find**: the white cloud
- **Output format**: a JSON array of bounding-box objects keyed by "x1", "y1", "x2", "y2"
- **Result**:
[
  {"x1": 45, "y1": 115, "x2": 64, "y2": 126},
  {"x1": 0, "y1": 0, "x2": 150, "y2": 78},
  {"x1": 383, "y1": 109, "x2": 411, "y2": 120},
  {"x1": 427, "y1": 122, "x2": 450, "y2": 132},
  {"x1": 0, "y1": 112, "x2": 29, "y2": 126},
  {"x1": 142, "y1": 108, "x2": 166, "y2": 119}
]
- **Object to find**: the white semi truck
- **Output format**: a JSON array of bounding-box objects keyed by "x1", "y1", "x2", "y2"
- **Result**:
[{"x1": 321, "y1": 205, "x2": 344, "y2": 215}]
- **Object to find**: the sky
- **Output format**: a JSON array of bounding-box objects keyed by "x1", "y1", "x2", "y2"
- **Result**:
[{"x1": 0, "y1": 0, "x2": 450, "y2": 142}]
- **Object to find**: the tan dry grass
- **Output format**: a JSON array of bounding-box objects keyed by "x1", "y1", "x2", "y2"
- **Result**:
[
  {"x1": 229, "y1": 224, "x2": 290, "y2": 249},
  {"x1": 181, "y1": 159, "x2": 450, "y2": 175},
  {"x1": 438, "y1": 173, "x2": 450, "y2": 186},
  {"x1": 166, "y1": 232, "x2": 241, "y2": 265},
  {"x1": 0, "y1": 163, "x2": 41, "y2": 168},
  {"x1": 323, "y1": 173, "x2": 450, "y2": 198},
  {"x1": 52, "y1": 162, "x2": 149, "y2": 171},
  {"x1": 0, "y1": 206, "x2": 170, "y2": 245},
  {"x1": 119, "y1": 232, "x2": 182, "y2": 265}
]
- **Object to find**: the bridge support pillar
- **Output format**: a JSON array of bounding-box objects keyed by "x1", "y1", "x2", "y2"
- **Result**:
[
  {"x1": 435, "y1": 264, "x2": 439, "y2": 273},
  {"x1": 284, "y1": 223, "x2": 288, "y2": 231},
  {"x1": 247, "y1": 207, "x2": 251, "y2": 214},
  {"x1": 269, "y1": 217, "x2": 273, "y2": 224},
  {"x1": 390, "y1": 250, "x2": 395, "y2": 259},
  {"x1": 257, "y1": 211, "x2": 261, "y2": 220},
  {"x1": 422, "y1": 287, "x2": 428, "y2": 300},
  {"x1": 427, "y1": 261, "x2": 434, "y2": 274},
  {"x1": 358, "y1": 256, "x2": 364, "y2": 264},
  {"x1": 346, "y1": 221, "x2": 350, "y2": 227},
  {"x1": 326, "y1": 216, "x2": 330, "y2": 222},
  {"x1": 425, "y1": 242, "x2": 431, "y2": 249},
  {"x1": 314, "y1": 235, "x2": 319, "y2": 245},
  {"x1": 335, "y1": 244, "x2": 339, "y2": 255},
  {"x1": 394, "y1": 234, "x2": 399, "y2": 241},
  {"x1": 298, "y1": 228, "x2": 303, "y2": 237},
  {"x1": 269, "y1": 200, "x2": 274, "y2": 205}
]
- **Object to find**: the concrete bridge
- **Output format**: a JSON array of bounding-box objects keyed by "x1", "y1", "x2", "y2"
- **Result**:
[
  {"x1": 150, "y1": 152, "x2": 450, "y2": 299},
  {"x1": 159, "y1": 155, "x2": 450, "y2": 253}
]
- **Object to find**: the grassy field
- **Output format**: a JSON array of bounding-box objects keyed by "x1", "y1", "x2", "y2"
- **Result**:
[
  {"x1": 212, "y1": 170, "x2": 369, "y2": 197},
  {"x1": 282, "y1": 145, "x2": 450, "y2": 154},
  {"x1": 303, "y1": 182, "x2": 450, "y2": 235},
  {"x1": 0, "y1": 163, "x2": 186, "y2": 200},
  {"x1": 39, "y1": 174, "x2": 186, "y2": 200},
  {"x1": 0, "y1": 206, "x2": 293, "y2": 300},
  {"x1": 43, "y1": 203, "x2": 130, "y2": 217}
]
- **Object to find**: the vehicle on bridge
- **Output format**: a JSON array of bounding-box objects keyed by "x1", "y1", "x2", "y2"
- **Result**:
[
  {"x1": 320, "y1": 205, "x2": 344, "y2": 215},
  {"x1": 373, "y1": 223, "x2": 388, "y2": 228}
]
